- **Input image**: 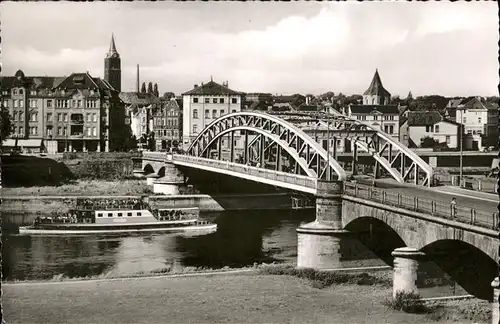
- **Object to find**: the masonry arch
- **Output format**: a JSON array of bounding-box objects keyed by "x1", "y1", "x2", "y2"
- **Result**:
[
  {"x1": 343, "y1": 217, "x2": 407, "y2": 266},
  {"x1": 143, "y1": 164, "x2": 154, "y2": 175},
  {"x1": 420, "y1": 239, "x2": 497, "y2": 300}
]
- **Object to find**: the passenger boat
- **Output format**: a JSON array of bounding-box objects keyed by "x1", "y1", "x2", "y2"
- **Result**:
[{"x1": 18, "y1": 198, "x2": 217, "y2": 235}]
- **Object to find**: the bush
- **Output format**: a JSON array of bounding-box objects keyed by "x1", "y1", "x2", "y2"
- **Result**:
[
  {"x1": 383, "y1": 291, "x2": 431, "y2": 314},
  {"x1": 258, "y1": 264, "x2": 391, "y2": 289}
]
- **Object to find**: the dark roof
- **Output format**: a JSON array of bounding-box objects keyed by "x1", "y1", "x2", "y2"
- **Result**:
[
  {"x1": 363, "y1": 69, "x2": 391, "y2": 97},
  {"x1": 57, "y1": 73, "x2": 100, "y2": 90},
  {"x1": 119, "y1": 92, "x2": 160, "y2": 106},
  {"x1": 407, "y1": 111, "x2": 442, "y2": 126},
  {"x1": 296, "y1": 104, "x2": 319, "y2": 112},
  {"x1": 182, "y1": 80, "x2": 242, "y2": 96},
  {"x1": 350, "y1": 104, "x2": 399, "y2": 114},
  {"x1": 1, "y1": 71, "x2": 115, "y2": 95},
  {"x1": 165, "y1": 98, "x2": 181, "y2": 111},
  {"x1": 247, "y1": 101, "x2": 268, "y2": 111}
]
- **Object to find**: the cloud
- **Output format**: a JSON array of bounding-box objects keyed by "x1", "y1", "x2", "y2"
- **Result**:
[{"x1": 1, "y1": 2, "x2": 497, "y2": 97}]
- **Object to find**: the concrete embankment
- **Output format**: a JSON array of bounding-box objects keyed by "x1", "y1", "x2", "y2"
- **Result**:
[{"x1": 1, "y1": 193, "x2": 293, "y2": 227}]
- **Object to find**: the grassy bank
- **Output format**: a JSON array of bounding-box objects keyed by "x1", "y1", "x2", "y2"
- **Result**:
[
  {"x1": 2, "y1": 179, "x2": 152, "y2": 197},
  {"x1": 3, "y1": 265, "x2": 491, "y2": 324}
]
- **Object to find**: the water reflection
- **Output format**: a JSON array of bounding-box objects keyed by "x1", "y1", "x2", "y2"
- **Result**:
[{"x1": 2, "y1": 209, "x2": 315, "y2": 281}]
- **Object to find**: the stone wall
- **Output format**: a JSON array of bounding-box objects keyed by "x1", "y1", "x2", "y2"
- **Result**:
[{"x1": 1, "y1": 193, "x2": 292, "y2": 227}]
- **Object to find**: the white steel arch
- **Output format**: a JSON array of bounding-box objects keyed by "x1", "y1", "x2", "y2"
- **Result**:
[{"x1": 187, "y1": 111, "x2": 347, "y2": 181}]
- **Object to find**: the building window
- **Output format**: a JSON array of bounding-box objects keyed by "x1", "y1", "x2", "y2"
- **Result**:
[
  {"x1": 193, "y1": 124, "x2": 198, "y2": 133},
  {"x1": 220, "y1": 109, "x2": 225, "y2": 116},
  {"x1": 231, "y1": 98, "x2": 237, "y2": 104},
  {"x1": 58, "y1": 127, "x2": 62, "y2": 135},
  {"x1": 77, "y1": 100, "x2": 82, "y2": 108},
  {"x1": 31, "y1": 112, "x2": 38, "y2": 122},
  {"x1": 193, "y1": 109, "x2": 198, "y2": 119},
  {"x1": 63, "y1": 113, "x2": 68, "y2": 122},
  {"x1": 47, "y1": 113, "x2": 52, "y2": 122},
  {"x1": 19, "y1": 89, "x2": 24, "y2": 95},
  {"x1": 220, "y1": 98, "x2": 225, "y2": 104},
  {"x1": 92, "y1": 127, "x2": 97, "y2": 136},
  {"x1": 87, "y1": 127, "x2": 91, "y2": 136},
  {"x1": 13, "y1": 111, "x2": 17, "y2": 121},
  {"x1": 12, "y1": 89, "x2": 18, "y2": 96},
  {"x1": 231, "y1": 109, "x2": 236, "y2": 114},
  {"x1": 478, "y1": 117, "x2": 482, "y2": 123},
  {"x1": 205, "y1": 98, "x2": 210, "y2": 104},
  {"x1": 19, "y1": 127, "x2": 24, "y2": 135},
  {"x1": 46, "y1": 127, "x2": 52, "y2": 136},
  {"x1": 205, "y1": 109, "x2": 209, "y2": 118},
  {"x1": 467, "y1": 130, "x2": 472, "y2": 134},
  {"x1": 92, "y1": 113, "x2": 97, "y2": 122},
  {"x1": 19, "y1": 100, "x2": 24, "y2": 108},
  {"x1": 86, "y1": 113, "x2": 91, "y2": 122},
  {"x1": 463, "y1": 117, "x2": 467, "y2": 123},
  {"x1": 403, "y1": 134, "x2": 408, "y2": 140},
  {"x1": 213, "y1": 98, "x2": 218, "y2": 104},
  {"x1": 425, "y1": 125, "x2": 431, "y2": 132},
  {"x1": 193, "y1": 97, "x2": 199, "y2": 103},
  {"x1": 63, "y1": 127, "x2": 67, "y2": 136},
  {"x1": 212, "y1": 109, "x2": 217, "y2": 118},
  {"x1": 58, "y1": 113, "x2": 62, "y2": 122},
  {"x1": 446, "y1": 136, "x2": 450, "y2": 144},
  {"x1": 434, "y1": 125, "x2": 439, "y2": 133},
  {"x1": 373, "y1": 115, "x2": 378, "y2": 121},
  {"x1": 19, "y1": 112, "x2": 24, "y2": 121},
  {"x1": 13, "y1": 99, "x2": 18, "y2": 108}
]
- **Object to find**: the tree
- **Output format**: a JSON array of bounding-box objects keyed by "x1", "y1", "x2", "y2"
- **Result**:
[
  {"x1": 141, "y1": 82, "x2": 147, "y2": 93},
  {"x1": 163, "y1": 92, "x2": 175, "y2": 100},
  {"x1": 420, "y1": 136, "x2": 439, "y2": 148},
  {"x1": 153, "y1": 83, "x2": 159, "y2": 97},
  {"x1": 0, "y1": 105, "x2": 13, "y2": 143},
  {"x1": 147, "y1": 82, "x2": 153, "y2": 94}
]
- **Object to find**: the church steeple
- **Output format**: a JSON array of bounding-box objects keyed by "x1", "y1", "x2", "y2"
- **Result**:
[
  {"x1": 362, "y1": 69, "x2": 391, "y2": 105},
  {"x1": 106, "y1": 34, "x2": 120, "y2": 59},
  {"x1": 104, "y1": 33, "x2": 121, "y2": 91}
]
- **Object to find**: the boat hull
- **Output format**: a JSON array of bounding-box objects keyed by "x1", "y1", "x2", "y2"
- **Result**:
[{"x1": 18, "y1": 223, "x2": 217, "y2": 235}]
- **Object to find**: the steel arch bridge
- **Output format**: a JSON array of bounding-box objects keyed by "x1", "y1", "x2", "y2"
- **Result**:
[{"x1": 186, "y1": 110, "x2": 433, "y2": 187}]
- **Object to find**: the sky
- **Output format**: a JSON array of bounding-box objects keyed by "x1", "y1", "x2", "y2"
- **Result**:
[{"x1": 1, "y1": 2, "x2": 498, "y2": 97}]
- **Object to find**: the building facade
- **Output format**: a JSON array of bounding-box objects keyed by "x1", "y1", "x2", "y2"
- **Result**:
[
  {"x1": 400, "y1": 111, "x2": 461, "y2": 149},
  {"x1": 0, "y1": 70, "x2": 125, "y2": 153},
  {"x1": 347, "y1": 104, "x2": 400, "y2": 141},
  {"x1": 182, "y1": 80, "x2": 243, "y2": 150},
  {"x1": 153, "y1": 98, "x2": 183, "y2": 150}
]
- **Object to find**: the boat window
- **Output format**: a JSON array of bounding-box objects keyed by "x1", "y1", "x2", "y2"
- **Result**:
[
  {"x1": 108, "y1": 213, "x2": 113, "y2": 217},
  {"x1": 137, "y1": 212, "x2": 142, "y2": 216},
  {"x1": 117, "y1": 213, "x2": 122, "y2": 217},
  {"x1": 127, "y1": 212, "x2": 132, "y2": 216},
  {"x1": 97, "y1": 213, "x2": 103, "y2": 217}
]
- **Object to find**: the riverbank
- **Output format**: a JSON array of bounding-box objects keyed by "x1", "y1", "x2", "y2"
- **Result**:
[
  {"x1": 3, "y1": 266, "x2": 490, "y2": 324},
  {"x1": 2, "y1": 179, "x2": 152, "y2": 196}
]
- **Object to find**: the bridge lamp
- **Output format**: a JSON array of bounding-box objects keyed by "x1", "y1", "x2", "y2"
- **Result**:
[{"x1": 457, "y1": 105, "x2": 466, "y2": 187}]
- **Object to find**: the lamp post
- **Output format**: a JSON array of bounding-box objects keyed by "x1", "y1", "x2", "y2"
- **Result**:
[
  {"x1": 326, "y1": 104, "x2": 331, "y2": 181},
  {"x1": 458, "y1": 107, "x2": 465, "y2": 187}
]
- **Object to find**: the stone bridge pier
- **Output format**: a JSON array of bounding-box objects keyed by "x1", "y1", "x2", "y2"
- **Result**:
[
  {"x1": 296, "y1": 180, "x2": 348, "y2": 269},
  {"x1": 152, "y1": 161, "x2": 185, "y2": 195}
]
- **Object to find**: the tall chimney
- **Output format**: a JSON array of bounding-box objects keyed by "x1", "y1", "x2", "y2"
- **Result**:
[{"x1": 136, "y1": 64, "x2": 140, "y2": 93}]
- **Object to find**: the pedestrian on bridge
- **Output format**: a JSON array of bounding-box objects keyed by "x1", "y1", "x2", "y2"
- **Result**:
[{"x1": 450, "y1": 197, "x2": 457, "y2": 217}]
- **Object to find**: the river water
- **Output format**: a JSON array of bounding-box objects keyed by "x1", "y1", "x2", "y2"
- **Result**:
[{"x1": 2, "y1": 209, "x2": 466, "y2": 298}]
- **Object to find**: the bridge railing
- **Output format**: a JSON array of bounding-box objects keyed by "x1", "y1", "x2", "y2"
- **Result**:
[
  {"x1": 344, "y1": 182, "x2": 499, "y2": 230},
  {"x1": 172, "y1": 154, "x2": 317, "y2": 190},
  {"x1": 142, "y1": 151, "x2": 167, "y2": 161}
]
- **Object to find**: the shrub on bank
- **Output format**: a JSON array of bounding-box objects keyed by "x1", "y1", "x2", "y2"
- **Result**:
[
  {"x1": 258, "y1": 264, "x2": 391, "y2": 289},
  {"x1": 383, "y1": 291, "x2": 431, "y2": 314}
]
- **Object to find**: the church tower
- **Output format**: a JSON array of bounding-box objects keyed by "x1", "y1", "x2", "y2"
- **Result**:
[
  {"x1": 104, "y1": 34, "x2": 121, "y2": 92},
  {"x1": 362, "y1": 69, "x2": 391, "y2": 105}
]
